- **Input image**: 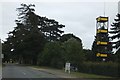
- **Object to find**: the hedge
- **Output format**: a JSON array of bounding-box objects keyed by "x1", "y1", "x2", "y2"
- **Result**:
[{"x1": 78, "y1": 61, "x2": 119, "y2": 77}]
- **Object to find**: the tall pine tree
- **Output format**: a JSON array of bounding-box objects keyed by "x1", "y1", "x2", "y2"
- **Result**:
[
  {"x1": 109, "y1": 13, "x2": 120, "y2": 63},
  {"x1": 109, "y1": 13, "x2": 120, "y2": 53},
  {"x1": 3, "y1": 3, "x2": 65, "y2": 64}
]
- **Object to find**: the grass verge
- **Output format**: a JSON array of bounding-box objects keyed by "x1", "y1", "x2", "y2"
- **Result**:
[{"x1": 31, "y1": 65, "x2": 113, "y2": 78}]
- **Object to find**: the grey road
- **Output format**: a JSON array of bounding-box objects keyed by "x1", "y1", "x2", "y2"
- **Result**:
[
  {"x1": 2, "y1": 64, "x2": 92, "y2": 80},
  {"x1": 2, "y1": 63, "x2": 61, "y2": 78}
]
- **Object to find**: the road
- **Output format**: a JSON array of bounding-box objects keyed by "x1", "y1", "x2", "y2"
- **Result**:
[
  {"x1": 2, "y1": 63, "x2": 64, "y2": 78},
  {"x1": 2, "y1": 64, "x2": 113, "y2": 80},
  {"x1": 2, "y1": 63, "x2": 80, "y2": 80}
]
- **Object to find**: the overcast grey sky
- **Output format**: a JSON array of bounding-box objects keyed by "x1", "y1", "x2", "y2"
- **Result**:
[{"x1": 0, "y1": 1, "x2": 118, "y2": 49}]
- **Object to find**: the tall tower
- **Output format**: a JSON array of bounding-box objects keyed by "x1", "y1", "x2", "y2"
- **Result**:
[{"x1": 96, "y1": 16, "x2": 110, "y2": 61}]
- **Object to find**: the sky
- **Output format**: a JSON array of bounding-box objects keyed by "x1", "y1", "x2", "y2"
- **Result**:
[{"x1": 0, "y1": 0, "x2": 119, "y2": 49}]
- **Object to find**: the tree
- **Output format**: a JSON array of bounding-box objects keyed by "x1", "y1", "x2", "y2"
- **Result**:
[
  {"x1": 83, "y1": 49, "x2": 95, "y2": 61},
  {"x1": 3, "y1": 4, "x2": 46, "y2": 64},
  {"x1": 2, "y1": 35, "x2": 16, "y2": 63},
  {"x1": 7, "y1": 23, "x2": 45, "y2": 65},
  {"x1": 38, "y1": 36, "x2": 84, "y2": 69},
  {"x1": 39, "y1": 18, "x2": 65, "y2": 41},
  {"x1": 109, "y1": 13, "x2": 120, "y2": 62},
  {"x1": 109, "y1": 13, "x2": 120, "y2": 52},
  {"x1": 38, "y1": 41, "x2": 64, "y2": 68},
  {"x1": 16, "y1": 3, "x2": 65, "y2": 42},
  {"x1": 63, "y1": 38, "x2": 84, "y2": 68},
  {"x1": 60, "y1": 33, "x2": 81, "y2": 43},
  {"x1": 3, "y1": 3, "x2": 65, "y2": 65},
  {"x1": 60, "y1": 34, "x2": 84, "y2": 65},
  {"x1": 91, "y1": 39, "x2": 98, "y2": 61}
]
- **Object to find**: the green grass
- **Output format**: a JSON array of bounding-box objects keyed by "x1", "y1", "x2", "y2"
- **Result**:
[
  {"x1": 70, "y1": 71, "x2": 113, "y2": 78},
  {"x1": 31, "y1": 65, "x2": 113, "y2": 78}
]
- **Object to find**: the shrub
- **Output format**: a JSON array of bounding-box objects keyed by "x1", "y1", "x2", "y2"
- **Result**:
[{"x1": 78, "y1": 61, "x2": 119, "y2": 77}]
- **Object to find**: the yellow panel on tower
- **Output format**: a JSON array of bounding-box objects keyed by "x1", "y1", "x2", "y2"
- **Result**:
[
  {"x1": 97, "y1": 41, "x2": 108, "y2": 45},
  {"x1": 96, "y1": 17, "x2": 108, "y2": 22},
  {"x1": 97, "y1": 29, "x2": 108, "y2": 33}
]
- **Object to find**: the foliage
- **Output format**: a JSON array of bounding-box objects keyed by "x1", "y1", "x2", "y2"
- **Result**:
[
  {"x1": 91, "y1": 39, "x2": 98, "y2": 61},
  {"x1": 38, "y1": 42, "x2": 64, "y2": 68},
  {"x1": 38, "y1": 37, "x2": 83, "y2": 69},
  {"x1": 114, "y1": 49, "x2": 120, "y2": 63},
  {"x1": 78, "y1": 61, "x2": 119, "y2": 77},
  {"x1": 39, "y1": 17, "x2": 65, "y2": 41},
  {"x1": 109, "y1": 13, "x2": 120, "y2": 52},
  {"x1": 62, "y1": 38, "x2": 84, "y2": 67},
  {"x1": 2, "y1": 3, "x2": 65, "y2": 65},
  {"x1": 108, "y1": 13, "x2": 120, "y2": 62},
  {"x1": 60, "y1": 33, "x2": 81, "y2": 43},
  {"x1": 83, "y1": 49, "x2": 95, "y2": 61}
]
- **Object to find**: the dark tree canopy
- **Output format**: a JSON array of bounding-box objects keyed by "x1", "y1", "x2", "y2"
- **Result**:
[
  {"x1": 39, "y1": 17, "x2": 65, "y2": 41},
  {"x1": 60, "y1": 33, "x2": 82, "y2": 43},
  {"x1": 2, "y1": 3, "x2": 65, "y2": 65},
  {"x1": 91, "y1": 39, "x2": 97, "y2": 61}
]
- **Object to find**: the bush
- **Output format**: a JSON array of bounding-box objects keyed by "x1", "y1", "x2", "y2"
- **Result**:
[
  {"x1": 78, "y1": 61, "x2": 119, "y2": 77},
  {"x1": 38, "y1": 37, "x2": 84, "y2": 69},
  {"x1": 37, "y1": 42, "x2": 65, "y2": 69}
]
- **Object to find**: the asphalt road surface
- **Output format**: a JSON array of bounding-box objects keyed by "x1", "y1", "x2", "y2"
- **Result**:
[
  {"x1": 2, "y1": 63, "x2": 62, "y2": 78},
  {"x1": 2, "y1": 63, "x2": 84, "y2": 80},
  {"x1": 2, "y1": 63, "x2": 97, "y2": 80}
]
